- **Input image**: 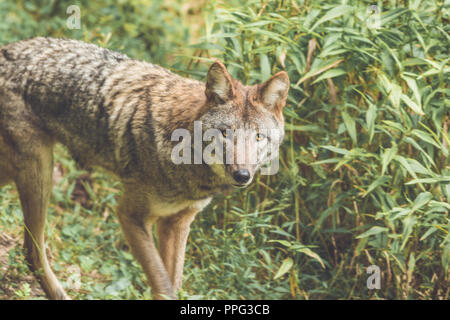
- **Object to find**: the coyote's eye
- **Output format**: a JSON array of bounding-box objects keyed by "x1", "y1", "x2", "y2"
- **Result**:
[
  {"x1": 256, "y1": 133, "x2": 266, "y2": 141},
  {"x1": 221, "y1": 129, "x2": 228, "y2": 138}
]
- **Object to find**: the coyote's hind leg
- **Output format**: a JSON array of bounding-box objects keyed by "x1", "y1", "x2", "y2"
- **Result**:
[
  {"x1": 14, "y1": 138, "x2": 69, "y2": 300},
  {"x1": 0, "y1": 89, "x2": 69, "y2": 300},
  {"x1": 14, "y1": 136, "x2": 70, "y2": 300}
]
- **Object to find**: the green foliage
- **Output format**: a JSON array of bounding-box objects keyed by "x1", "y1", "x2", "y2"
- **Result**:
[
  {"x1": 0, "y1": 0, "x2": 448, "y2": 300},
  {"x1": 0, "y1": 0, "x2": 193, "y2": 65},
  {"x1": 185, "y1": 0, "x2": 449, "y2": 299}
]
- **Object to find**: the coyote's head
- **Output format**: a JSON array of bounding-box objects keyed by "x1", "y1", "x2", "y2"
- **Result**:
[{"x1": 197, "y1": 61, "x2": 289, "y2": 188}]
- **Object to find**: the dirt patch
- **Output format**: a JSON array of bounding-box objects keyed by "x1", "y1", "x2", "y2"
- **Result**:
[{"x1": 0, "y1": 232, "x2": 45, "y2": 300}]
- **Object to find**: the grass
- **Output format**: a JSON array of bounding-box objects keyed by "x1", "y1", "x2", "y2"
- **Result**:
[{"x1": 0, "y1": 0, "x2": 449, "y2": 299}]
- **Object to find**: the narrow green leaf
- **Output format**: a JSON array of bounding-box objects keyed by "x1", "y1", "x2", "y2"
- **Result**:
[
  {"x1": 296, "y1": 248, "x2": 325, "y2": 269},
  {"x1": 411, "y1": 192, "x2": 432, "y2": 213},
  {"x1": 274, "y1": 258, "x2": 293, "y2": 280},
  {"x1": 321, "y1": 145, "x2": 350, "y2": 155},
  {"x1": 400, "y1": 216, "x2": 417, "y2": 250},
  {"x1": 268, "y1": 240, "x2": 292, "y2": 248},
  {"x1": 378, "y1": 74, "x2": 402, "y2": 108},
  {"x1": 312, "y1": 68, "x2": 347, "y2": 84},
  {"x1": 402, "y1": 75, "x2": 422, "y2": 108},
  {"x1": 411, "y1": 129, "x2": 441, "y2": 149},
  {"x1": 342, "y1": 111, "x2": 357, "y2": 145},
  {"x1": 362, "y1": 176, "x2": 390, "y2": 197},
  {"x1": 401, "y1": 94, "x2": 424, "y2": 115},
  {"x1": 356, "y1": 226, "x2": 389, "y2": 239},
  {"x1": 366, "y1": 103, "x2": 377, "y2": 143},
  {"x1": 420, "y1": 227, "x2": 437, "y2": 241},
  {"x1": 381, "y1": 145, "x2": 398, "y2": 175},
  {"x1": 310, "y1": 5, "x2": 353, "y2": 31}
]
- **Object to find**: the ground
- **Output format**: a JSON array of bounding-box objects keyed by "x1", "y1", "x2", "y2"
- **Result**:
[{"x1": 0, "y1": 232, "x2": 45, "y2": 299}]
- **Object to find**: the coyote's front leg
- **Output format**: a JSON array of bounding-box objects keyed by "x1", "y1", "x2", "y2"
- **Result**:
[
  {"x1": 117, "y1": 186, "x2": 174, "y2": 299},
  {"x1": 157, "y1": 208, "x2": 199, "y2": 292}
]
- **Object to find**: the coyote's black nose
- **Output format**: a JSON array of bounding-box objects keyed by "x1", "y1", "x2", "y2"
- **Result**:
[{"x1": 233, "y1": 169, "x2": 250, "y2": 184}]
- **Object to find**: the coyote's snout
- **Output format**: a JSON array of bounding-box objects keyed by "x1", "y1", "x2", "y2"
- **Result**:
[{"x1": 0, "y1": 37, "x2": 289, "y2": 299}]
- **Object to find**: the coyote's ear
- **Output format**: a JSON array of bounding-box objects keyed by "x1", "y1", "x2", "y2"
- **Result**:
[
  {"x1": 259, "y1": 71, "x2": 289, "y2": 112},
  {"x1": 205, "y1": 61, "x2": 235, "y2": 103}
]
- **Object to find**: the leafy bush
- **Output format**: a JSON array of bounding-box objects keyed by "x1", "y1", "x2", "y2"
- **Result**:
[
  {"x1": 0, "y1": 0, "x2": 193, "y2": 65},
  {"x1": 184, "y1": 0, "x2": 449, "y2": 299}
]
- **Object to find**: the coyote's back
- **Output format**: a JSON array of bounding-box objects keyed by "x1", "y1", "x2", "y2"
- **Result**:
[
  {"x1": 0, "y1": 37, "x2": 201, "y2": 177},
  {"x1": 1, "y1": 38, "x2": 124, "y2": 167}
]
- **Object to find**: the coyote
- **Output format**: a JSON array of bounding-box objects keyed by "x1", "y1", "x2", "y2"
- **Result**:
[{"x1": 0, "y1": 37, "x2": 289, "y2": 299}]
